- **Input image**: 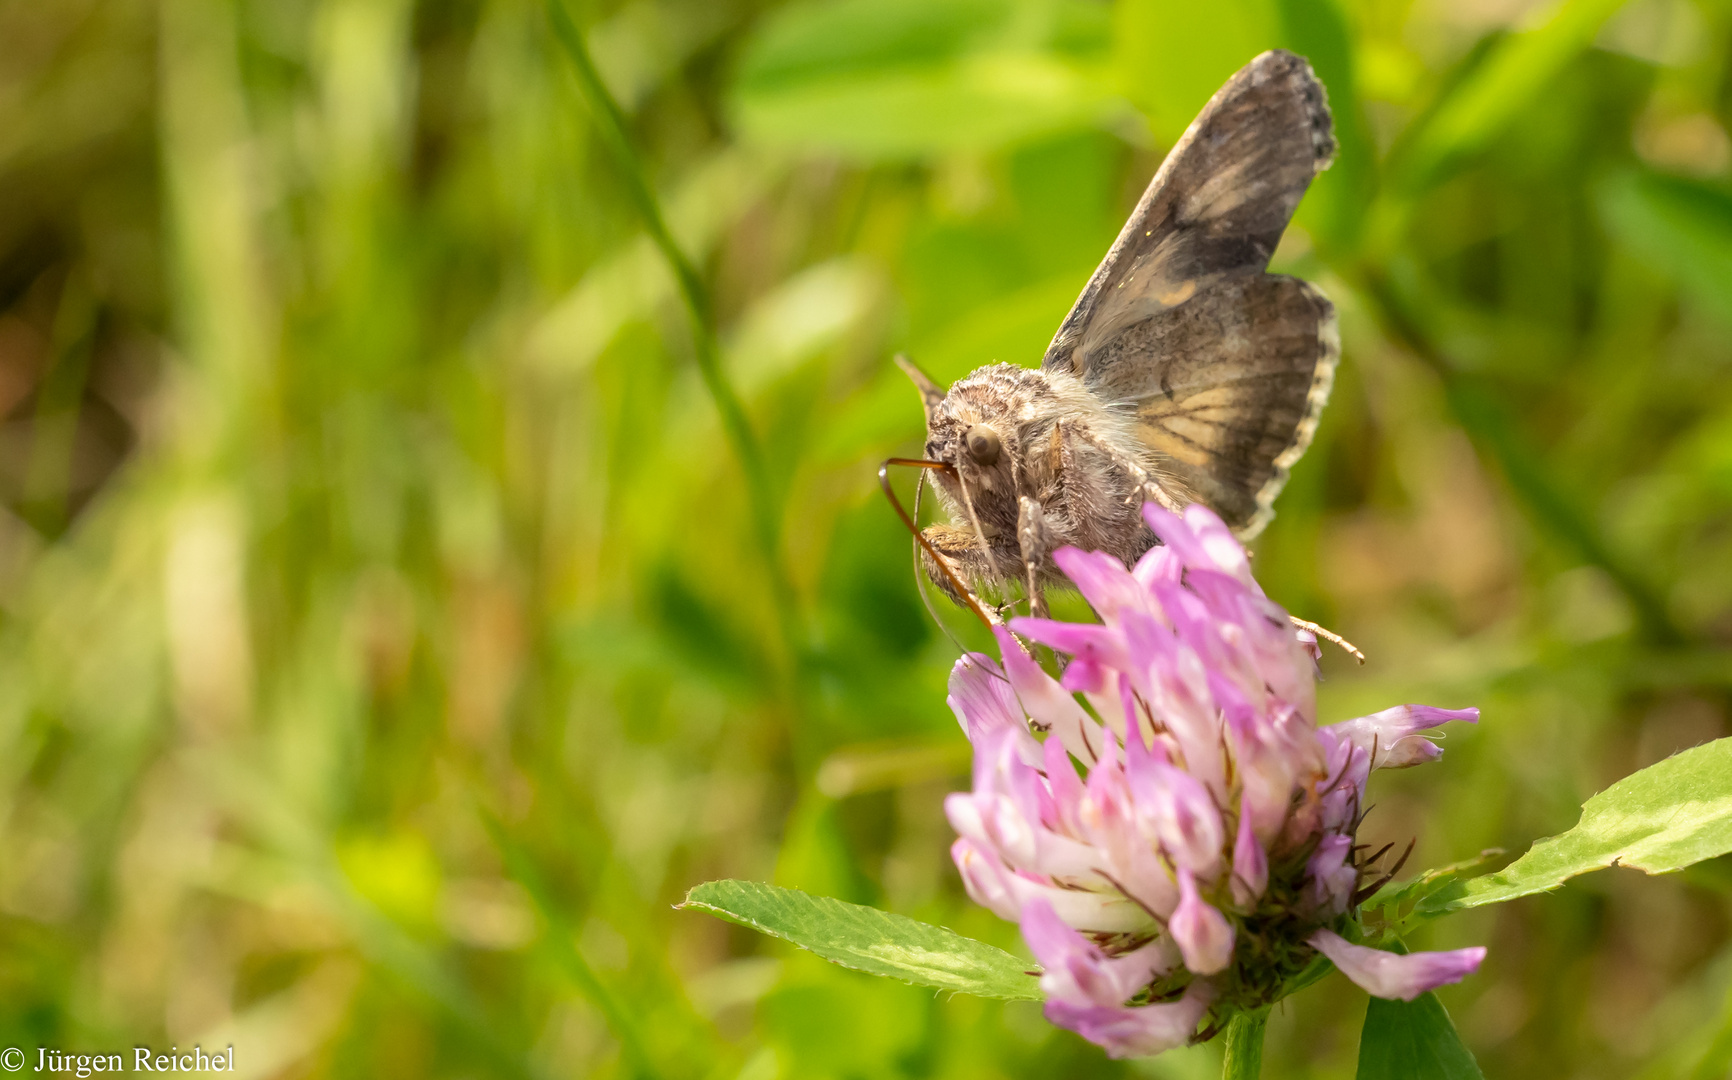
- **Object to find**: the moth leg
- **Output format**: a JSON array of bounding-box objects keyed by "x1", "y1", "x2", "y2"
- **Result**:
[
  {"x1": 1017, "y1": 496, "x2": 1055, "y2": 620},
  {"x1": 920, "y1": 523, "x2": 1011, "y2": 616},
  {"x1": 1289, "y1": 616, "x2": 1366, "y2": 664}
]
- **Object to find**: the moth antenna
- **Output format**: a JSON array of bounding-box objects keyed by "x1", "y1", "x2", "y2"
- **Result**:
[
  {"x1": 879, "y1": 458, "x2": 1000, "y2": 630},
  {"x1": 1289, "y1": 616, "x2": 1366, "y2": 664},
  {"x1": 894, "y1": 354, "x2": 946, "y2": 425}
]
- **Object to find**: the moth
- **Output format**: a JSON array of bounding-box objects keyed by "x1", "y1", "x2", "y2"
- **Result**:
[{"x1": 886, "y1": 49, "x2": 1341, "y2": 632}]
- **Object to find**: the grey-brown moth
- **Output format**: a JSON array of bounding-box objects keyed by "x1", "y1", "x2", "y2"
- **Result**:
[{"x1": 886, "y1": 49, "x2": 1340, "y2": 626}]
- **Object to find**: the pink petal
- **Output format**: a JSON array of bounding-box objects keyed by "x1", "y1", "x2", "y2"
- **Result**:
[
  {"x1": 994, "y1": 626, "x2": 1106, "y2": 764},
  {"x1": 1124, "y1": 749, "x2": 1224, "y2": 878},
  {"x1": 1042, "y1": 983, "x2": 1214, "y2": 1060},
  {"x1": 1323, "y1": 705, "x2": 1479, "y2": 771},
  {"x1": 1076, "y1": 752, "x2": 1180, "y2": 919},
  {"x1": 1009, "y1": 618, "x2": 1131, "y2": 674},
  {"x1": 1231, "y1": 796, "x2": 1267, "y2": 907},
  {"x1": 1305, "y1": 833, "x2": 1356, "y2": 916},
  {"x1": 1169, "y1": 868, "x2": 1234, "y2": 974},
  {"x1": 951, "y1": 838, "x2": 1153, "y2": 933},
  {"x1": 1307, "y1": 929, "x2": 1486, "y2": 1002},
  {"x1": 1229, "y1": 706, "x2": 1317, "y2": 844},
  {"x1": 1139, "y1": 504, "x2": 1213, "y2": 574},
  {"x1": 1131, "y1": 542, "x2": 1182, "y2": 589},
  {"x1": 1315, "y1": 737, "x2": 1370, "y2": 833},
  {"x1": 949, "y1": 733, "x2": 1109, "y2": 884},
  {"x1": 1382, "y1": 737, "x2": 1444, "y2": 768},
  {"x1": 950, "y1": 837, "x2": 1024, "y2": 922},
  {"x1": 1063, "y1": 656, "x2": 1107, "y2": 694},
  {"x1": 1020, "y1": 899, "x2": 1173, "y2": 1006},
  {"x1": 1043, "y1": 735, "x2": 1087, "y2": 834},
  {"x1": 947, "y1": 653, "x2": 1023, "y2": 743},
  {"x1": 1181, "y1": 503, "x2": 1256, "y2": 586},
  {"x1": 1051, "y1": 546, "x2": 1144, "y2": 623}
]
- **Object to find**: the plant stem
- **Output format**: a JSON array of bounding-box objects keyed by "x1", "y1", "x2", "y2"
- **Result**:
[
  {"x1": 544, "y1": 0, "x2": 803, "y2": 665},
  {"x1": 1222, "y1": 1008, "x2": 1269, "y2": 1080}
]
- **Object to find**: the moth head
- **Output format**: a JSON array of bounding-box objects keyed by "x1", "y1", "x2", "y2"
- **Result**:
[
  {"x1": 903, "y1": 363, "x2": 1042, "y2": 565},
  {"x1": 910, "y1": 363, "x2": 1034, "y2": 477}
]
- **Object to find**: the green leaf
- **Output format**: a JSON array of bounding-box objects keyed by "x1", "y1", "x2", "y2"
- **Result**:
[
  {"x1": 1598, "y1": 168, "x2": 1732, "y2": 328},
  {"x1": 1425, "y1": 738, "x2": 1732, "y2": 914},
  {"x1": 1355, "y1": 992, "x2": 1484, "y2": 1080},
  {"x1": 729, "y1": 0, "x2": 1117, "y2": 159},
  {"x1": 735, "y1": 0, "x2": 1005, "y2": 94},
  {"x1": 678, "y1": 880, "x2": 1044, "y2": 1000}
]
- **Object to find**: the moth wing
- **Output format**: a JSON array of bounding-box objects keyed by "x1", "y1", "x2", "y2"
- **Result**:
[
  {"x1": 1039, "y1": 49, "x2": 1337, "y2": 536},
  {"x1": 1041, "y1": 49, "x2": 1334, "y2": 377},
  {"x1": 1085, "y1": 275, "x2": 1337, "y2": 537}
]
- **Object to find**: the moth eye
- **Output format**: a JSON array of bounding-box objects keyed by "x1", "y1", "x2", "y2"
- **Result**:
[{"x1": 964, "y1": 424, "x2": 1002, "y2": 466}]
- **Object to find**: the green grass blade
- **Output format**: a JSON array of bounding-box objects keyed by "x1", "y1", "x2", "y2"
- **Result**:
[
  {"x1": 1356, "y1": 270, "x2": 1682, "y2": 644},
  {"x1": 1599, "y1": 168, "x2": 1732, "y2": 328},
  {"x1": 1394, "y1": 0, "x2": 1631, "y2": 189},
  {"x1": 545, "y1": 0, "x2": 801, "y2": 662}
]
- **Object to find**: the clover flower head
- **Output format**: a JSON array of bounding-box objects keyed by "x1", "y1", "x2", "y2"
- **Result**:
[{"x1": 944, "y1": 503, "x2": 1485, "y2": 1058}]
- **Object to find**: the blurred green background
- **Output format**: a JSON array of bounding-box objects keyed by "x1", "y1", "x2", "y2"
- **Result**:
[{"x1": 1, "y1": 0, "x2": 1730, "y2": 1076}]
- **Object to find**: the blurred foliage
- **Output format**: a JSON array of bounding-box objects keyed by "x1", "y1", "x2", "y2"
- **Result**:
[{"x1": 0, "y1": 0, "x2": 1730, "y2": 1077}]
